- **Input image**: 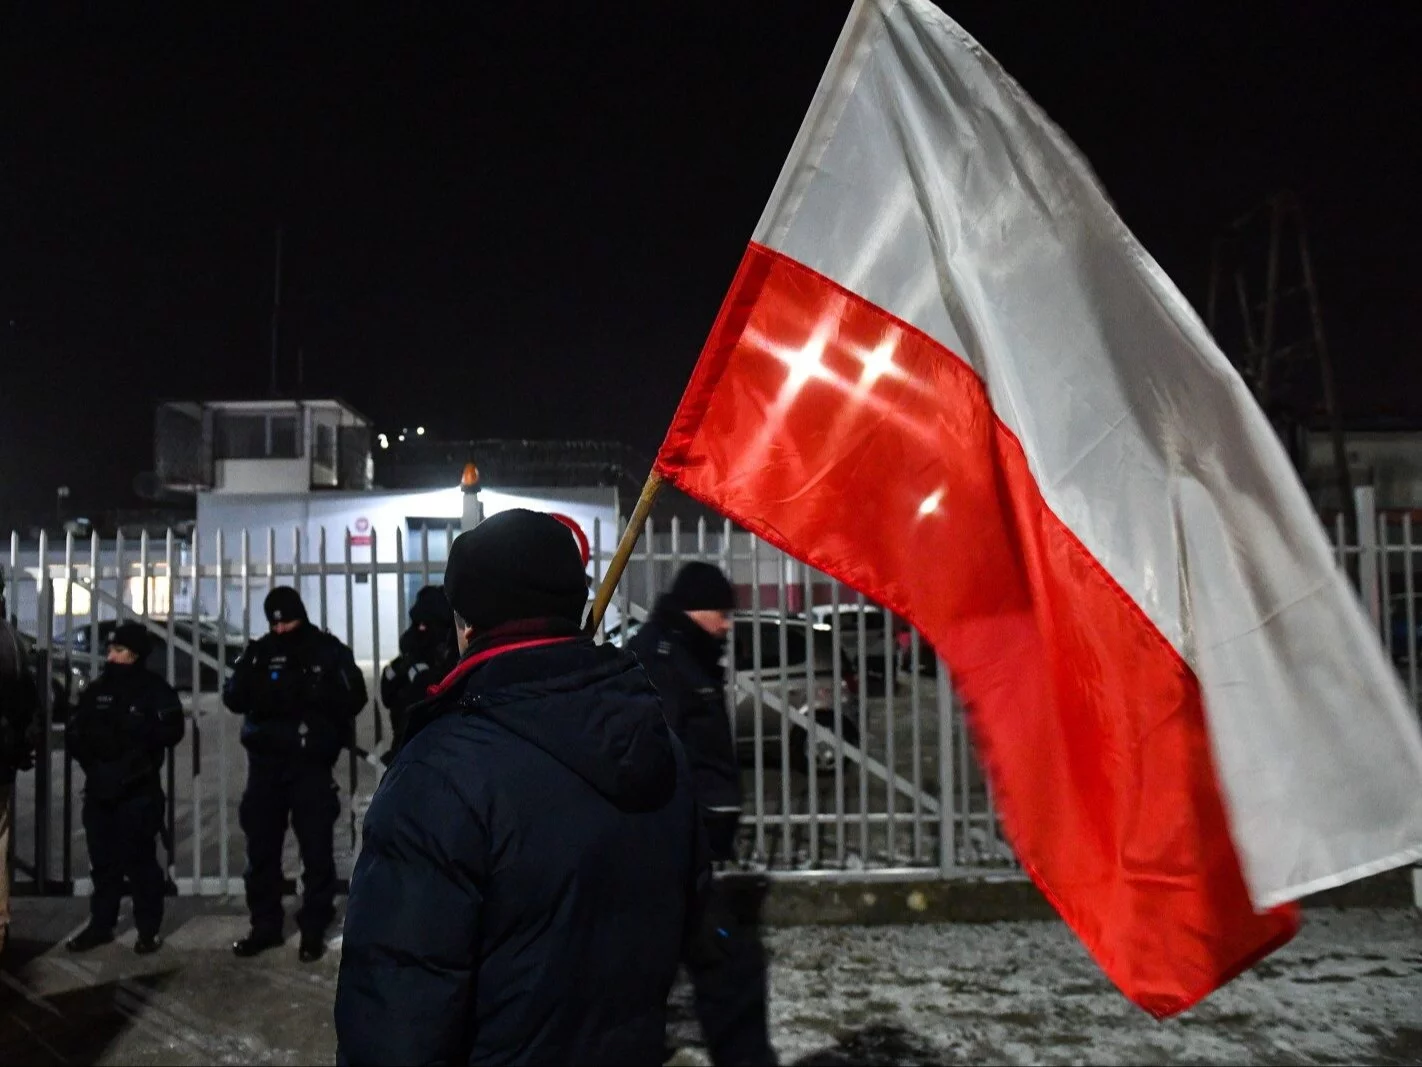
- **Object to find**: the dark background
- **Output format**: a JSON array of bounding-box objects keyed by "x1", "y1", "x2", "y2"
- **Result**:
[{"x1": 2, "y1": 1, "x2": 1419, "y2": 518}]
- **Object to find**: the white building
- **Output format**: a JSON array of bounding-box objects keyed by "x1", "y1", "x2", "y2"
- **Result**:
[
  {"x1": 1303, "y1": 420, "x2": 1422, "y2": 515},
  {"x1": 4, "y1": 400, "x2": 798, "y2": 664},
  {"x1": 190, "y1": 483, "x2": 619, "y2": 666}
]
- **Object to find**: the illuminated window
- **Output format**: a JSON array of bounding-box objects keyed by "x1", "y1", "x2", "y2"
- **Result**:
[
  {"x1": 52, "y1": 579, "x2": 92, "y2": 617},
  {"x1": 128, "y1": 575, "x2": 172, "y2": 616}
]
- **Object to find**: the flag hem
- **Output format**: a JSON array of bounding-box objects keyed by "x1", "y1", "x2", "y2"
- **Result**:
[{"x1": 1255, "y1": 846, "x2": 1422, "y2": 909}]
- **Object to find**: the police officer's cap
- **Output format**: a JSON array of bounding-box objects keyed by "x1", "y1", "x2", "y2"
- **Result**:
[
  {"x1": 110, "y1": 621, "x2": 153, "y2": 659},
  {"x1": 264, "y1": 586, "x2": 309, "y2": 626}
]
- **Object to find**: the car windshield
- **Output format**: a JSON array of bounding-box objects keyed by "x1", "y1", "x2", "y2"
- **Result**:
[
  {"x1": 817, "y1": 608, "x2": 886, "y2": 631},
  {"x1": 179, "y1": 619, "x2": 247, "y2": 642},
  {"x1": 733, "y1": 618, "x2": 845, "y2": 673},
  {"x1": 66, "y1": 617, "x2": 245, "y2": 649}
]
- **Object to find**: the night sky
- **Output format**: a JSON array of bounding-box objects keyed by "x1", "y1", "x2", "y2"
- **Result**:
[{"x1": 3, "y1": 2, "x2": 1420, "y2": 519}]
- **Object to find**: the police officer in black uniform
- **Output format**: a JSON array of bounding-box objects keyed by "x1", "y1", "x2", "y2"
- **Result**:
[
  {"x1": 1, "y1": 573, "x2": 39, "y2": 957},
  {"x1": 378, "y1": 584, "x2": 455, "y2": 764},
  {"x1": 630, "y1": 562, "x2": 777, "y2": 1066},
  {"x1": 65, "y1": 621, "x2": 185, "y2": 954},
  {"x1": 223, "y1": 587, "x2": 367, "y2": 962}
]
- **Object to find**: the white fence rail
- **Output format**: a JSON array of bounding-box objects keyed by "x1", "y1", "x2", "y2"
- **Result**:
[{"x1": 6, "y1": 503, "x2": 1409, "y2": 895}]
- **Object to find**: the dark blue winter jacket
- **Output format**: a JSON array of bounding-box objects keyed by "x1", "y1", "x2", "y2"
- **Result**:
[
  {"x1": 334, "y1": 634, "x2": 706, "y2": 1066},
  {"x1": 67, "y1": 661, "x2": 184, "y2": 803},
  {"x1": 222, "y1": 624, "x2": 367, "y2": 767}
]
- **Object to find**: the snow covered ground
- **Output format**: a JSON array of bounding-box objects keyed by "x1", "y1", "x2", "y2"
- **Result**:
[
  {"x1": 678, "y1": 911, "x2": 1422, "y2": 1065},
  {"x1": 2, "y1": 899, "x2": 1420, "y2": 1065}
]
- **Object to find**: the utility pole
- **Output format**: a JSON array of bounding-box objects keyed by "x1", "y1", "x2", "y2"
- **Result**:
[{"x1": 269, "y1": 226, "x2": 283, "y2": 397}]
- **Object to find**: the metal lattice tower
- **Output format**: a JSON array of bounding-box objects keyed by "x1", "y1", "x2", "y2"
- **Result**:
[{"x1": 1206, "y1": 191, "x2": 1352, "y2": 530}]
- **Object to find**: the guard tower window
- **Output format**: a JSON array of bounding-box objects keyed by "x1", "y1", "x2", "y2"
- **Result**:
[{"x1": 215, "y1": 412, "x2": 303, "y2": 459}]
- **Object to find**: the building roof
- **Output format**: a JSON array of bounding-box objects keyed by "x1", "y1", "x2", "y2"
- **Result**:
[
  {"x1": 373, "y1": 438, "x2": 724, "y2": 523},
  {"x1": 375, "y1": 438, "x2": 652, "y2": 493},
  {"x1": 157, "y1": 397, "x2": 371, "y2": 424},
  {"x1": 1306, "y1": 415, "x2": 1422, "y2": 435}
]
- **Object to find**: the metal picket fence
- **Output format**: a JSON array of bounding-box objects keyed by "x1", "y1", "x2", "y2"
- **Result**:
[{"x1": 7, "y1": 503, "x2": 1412, "y2": 897}]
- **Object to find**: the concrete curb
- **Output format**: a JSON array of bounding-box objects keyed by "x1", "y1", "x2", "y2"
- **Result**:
[{"x1": 718, "y1": 867, "x2": 1417, "y2": 927}]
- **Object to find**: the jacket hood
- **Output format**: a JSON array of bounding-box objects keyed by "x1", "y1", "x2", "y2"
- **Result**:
[{"x1": 453, "y1": 639, "x2": 678, "y2": 812}]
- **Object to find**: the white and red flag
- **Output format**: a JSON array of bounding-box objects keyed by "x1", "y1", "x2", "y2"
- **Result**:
[{"x1": 654, "y1": 0, "x2": 1422, "y2": 1016}]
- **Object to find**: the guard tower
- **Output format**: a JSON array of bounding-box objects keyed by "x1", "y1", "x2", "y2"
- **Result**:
[{"x1": 151, "y1": 399, "x2": 374, "y2": 496}]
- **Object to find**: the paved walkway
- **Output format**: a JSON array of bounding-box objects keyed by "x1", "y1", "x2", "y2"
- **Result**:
[{"x1": 1, "y1": 899, "x2": 1419, "y2": 1065}]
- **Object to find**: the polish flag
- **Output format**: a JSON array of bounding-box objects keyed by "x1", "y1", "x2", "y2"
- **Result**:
[{"x1": 655, "y1": 0, "x2": 1422, "y2": 1016}]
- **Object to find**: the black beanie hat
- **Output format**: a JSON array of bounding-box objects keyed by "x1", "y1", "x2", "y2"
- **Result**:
[
  {"x1": 110, "y1": 621, "x2": 153, "y2": 659},
  {"x1": 444, "y1": 509, "x2": 589, "y2": 631},
  {"x1": 669, "y1": 561, "x2": 735, "y2": 612},
  {"x1": 410, "y1": 584, "x2": 454, "y2": 628},
  {"x1": 264, "y1": 586, "x2": 309, "y2": 626}
]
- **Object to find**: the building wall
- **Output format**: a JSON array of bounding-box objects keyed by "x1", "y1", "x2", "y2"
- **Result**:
[
  {"x1": 194, "y1": 486, "x2": 618, "y2": 665},
  {"x1": 213, "y1": 458, "x2": 310, "y2": 494},
  {"x1": 1306, "y1": 431, "x2": 1422, "y2": 511},
  {"x1": 4, "y1": 542, "x2": 161, "y2": 642}
]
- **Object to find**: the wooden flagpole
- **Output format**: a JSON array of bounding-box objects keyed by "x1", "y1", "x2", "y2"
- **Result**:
[{"x1": 585, "y1": 470, "x2": 664, "y2": 635}]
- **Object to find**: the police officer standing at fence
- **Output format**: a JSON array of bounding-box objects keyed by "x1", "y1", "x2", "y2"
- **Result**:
[
  {"x1": 65, "y1": 621, "x2": 184, "y2": 954},
  {"x1": 630, "y1": 562, "x2": 778, "y2": 1066},
  {"x1": 378, "y1": 585, "x2": 455, "y2": 765},
  {"x1": 223, "y1": 587, "x2": 367, "y2": 962},
  {"x1": 0, "y1": 573, "x2": 38, "y2": 957}
]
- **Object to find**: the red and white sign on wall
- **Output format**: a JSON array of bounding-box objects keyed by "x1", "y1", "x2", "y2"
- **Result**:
[{"x1": 350, "y1": 516, "x2": 373, "y2": 548}]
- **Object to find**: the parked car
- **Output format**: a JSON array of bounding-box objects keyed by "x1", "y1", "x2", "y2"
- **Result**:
[
  {"x1": 895, "y1": 626, "x2": 940, "y2": 677},
  {"x1": 57, "y1": 617, "x2": 246, "y2": 693},
  {"x1": 808, "y1": 603, "x2": 896, "y2": 687},
  {"x1": 729, "y1": 612, "x2": 861, "y2": 773},
  {"x1": 599, "y1": 603, "x2": 647, "y2": 648},
  {"x1": 1388, "y1": 593, "x2": 1422, "y2": 668}
]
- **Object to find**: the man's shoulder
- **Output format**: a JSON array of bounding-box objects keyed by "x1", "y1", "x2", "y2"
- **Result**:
[
  {"x1": 302, "y1": 628, "x2": 354, "y2": 661},
  {"x1": 628, "y1": 617, "x2": 683, "y2": 661},
  {"x1": 311, "y1": 626, "x2": 348, "y2": 649},
  {"x1": 138, "y1": 669, "x2": 180, "y2": 702},
  {"x1": 244, "y1": 632, "x2": 277, "y2": 655},
  {"x1": 397, "y1": 707, "x2": 505, "y2": 775},
  {"x1": 379, "y1": 716, "x2": 514, "y2": 823},
  {"x1": 365, "y1": 743, "x2": 493, "y2": 856}
]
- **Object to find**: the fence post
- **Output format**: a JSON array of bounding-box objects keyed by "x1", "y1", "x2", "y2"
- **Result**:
[
  {"x1": 936, "y1": 658, "x2": 955, "y2": 878},
  {"x1": 1355, "y1": 485, "x2": 1379, "y2": 627},
  {"x1": 34, "y1": 577, "x2": 54, "y2": 890}
]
